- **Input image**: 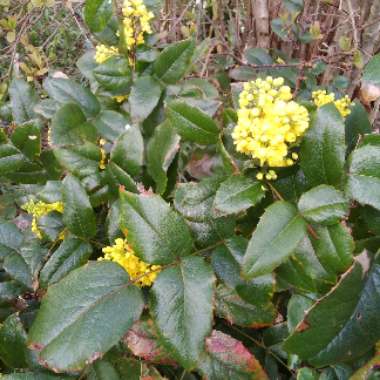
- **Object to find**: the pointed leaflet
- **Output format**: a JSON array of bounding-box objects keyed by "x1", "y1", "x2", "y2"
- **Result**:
[
  {"x1": 167, "y1": 102, "x2": 219, "y2": 145},
  {"x1": 150, "y1": 256, "x2": 214, "y2": 369},
  {"x1": 0, "y1": 144, "x2": 26, "y2": 175},
  {"x1": 28, "y1": 262, "x2": 144, "y2": 372},
  {"x1": 346, "y1": 144, "x2": 380, "y2": 210},
  {"x1": 129, "y1": 76, "x2": 162, "y2": 123},
  {"x1": 11, "y1": 121, "x2": 41, "y2": 160},
  {"x1": 43, "y1": 77, "x2": 100, "y2": 117},
  {"x1": 283, "y1": 253, "x2": 380, "y2": 367},
  {"x1": 9, "y1": 77, "x2": 38, "y2": 123},
  {"x1": 84, "y1": 0, "x2": 113, "y2": 33},
  {"x1": 300, "y1": 104, "x2": 346, "y2": 188},
  {"x1": 153, "y1": 39, "x2": 195, "y2": 84},
  {"x1": 51, "y1": 103, "x2": 97, "y2": 146},
  {"x1": 199, "y1": 330, "x2": 268, "y2": 380},
  {"x1": 120, "y1": 191, "x2": 193, "y2": 264},
  {"x1": 93, "y1": 110, "x2": 129, "y2": 142},
  {"x1": 213, "y1": 175, "x2": 265, "y2": 216},
  {"x1": 62, "y1": 175, "x2": 97, "y2": 239},
  {"x1": 242, "y1": 201, "x2": 307, "y2": 279},
  {"x1": 298, "y1": 185, "x2": 348, "y2": 225},
  {"x1": 39, "y1": 236, "x2": 93, "y2": 287},
  {"x1": 147, "y1": 121, "x2": 180, "y2": 194}
]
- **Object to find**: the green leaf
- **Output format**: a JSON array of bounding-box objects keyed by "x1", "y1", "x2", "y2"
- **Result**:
[
  {"x1": 300, "y1": 104, "x2": 346, "y2": 188},
  {"x1": 153, "y1": 39, "x2": 195, "y2": 84},
  {"x1": 87, "y1": 359, "x2": 120, "y2": 380},
  {"x1": 346, "y1": 144, "x2": 380, "y2": 210},
  {"x1": 28, "y1": 261, "x2": 144, "y2": 372},
  {"x1": 93, "y1": 110, "x2": 129, "y2": 142},
  {"x1": 9, "y1": 78, "x2": 37, "y2": 123},
  {"x1": 150, "y1": 256, "x2": 214, "y2": 368},
  {"x1": 0, "y1": 313, "x2": 29, "y2": 368},
  {"x1": 39, "y1": 236, "x2": 93, "y2": 287},
  {"x1": 362, "y1": 53, "x2": 380, "y2": 88},
  {"x1": 199, "y1": 330, "x2": 269, "y2": 380},
  {"x1": 242, "y1": 201, "x2": 307, "y2": 278},
  {"x1": 120, "y1": 191, "x2": 193, "y2": 264},
  {"x1": 110, "y1": 126, "x2": 143, "y2": 177},
  {"x1": 44, "y1": 77, "x2": 100, "y2": 117},
  {"x1": 345, "y1": 102, "x2": 372, "y2": 153},
  {"x1": 213, "y1": 175, "x2": 265, "y2": 216},
  {"x1": 310, "y1": 223, "x2": 354, "y2": 276},
  {"x1": 54, "y1": 143, "x2": 100, "y2": 179},
  {"x1": 129, "y1": 76, "x2": 162, "y2": 123},
  {"x1": 297, "y1": 368, "x2": 319, "y2": 380},
  {"x1": 0, "y1": 144, "x2": 26, "y2": 175},
  {"x1": 62, "y1": 174, "x2": 97, "y2": 239},
  {"x1": 287, "y1": 294, "x2": 314, "y2": 333},
  {"x1": 51, "y1": 103, "x2": 97, "y2": 146},
  {"x1": 167, "y1": 101, "x2": 219, "y2": 145},
  {"x1": 298, "y1": 185, "x2": 348, "y2": 225},
  {"x1": 283, "y1": 253, "x2": 380, "y2": 367},
  {"x1": 84, "y1": 0, "x2": 113, "y2": 33},
  {"x1": 216, "y1": 284, "x2": 275, "y2": 328},
  {"x1": 0, "y1": 373, "x2": 72, "y2": 380},
  {"x1": 105, "y1": 162, "x2": 138, "y2": 195},
  {"x1": 277, "y1": 236, "x2": 334, "y2": 294},
  {"x1": 93, "y1": 57, "x2": 132, "y2": 94},
  {"x1": 147, "y1": 121, "x2": 180, "y2": 194},
  {"x1": 11, "y1": 121, "x2": 41, "y2": 160}
]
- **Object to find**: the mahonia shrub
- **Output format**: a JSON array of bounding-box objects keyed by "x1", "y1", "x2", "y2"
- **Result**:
[{"x1": 0, "y1": 0, "x2": 380, "y2": 379}]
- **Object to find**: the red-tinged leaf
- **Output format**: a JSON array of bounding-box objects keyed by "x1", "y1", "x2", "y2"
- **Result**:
[
  {"x1": 199, "y1": 330, "x2": 268, "y2": 380},
  {"x1": 124, "y1": 320, "x2": 175, "y2": 365}
]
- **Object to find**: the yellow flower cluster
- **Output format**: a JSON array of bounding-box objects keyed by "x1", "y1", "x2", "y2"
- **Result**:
[
  {"x1": 100, "y1": 238, "x2": 161, "y2": 287},
  {"x1": 122, "y1": 0, "x2": 154, "y2": 50},
  {"x1": 232, "y1": 77, "x2": 309, "y2": 176},
  {"x1": 22, "y1": 200, "x2": 64, "y2": 239},
  {"x1": 312, "y1": 90, "x2": 352, "y2": 118},
  {"x1": 95, "y1": 44, "x2": 119, "y2": 64}
]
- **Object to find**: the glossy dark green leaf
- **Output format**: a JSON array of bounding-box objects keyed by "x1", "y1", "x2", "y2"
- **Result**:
[
  {"x1": 277, "y1": 236, "x2": 334, "y2": 294},
  {"x1": 93, "y1": 57, "x2": 132, "y2": 94},
  {"x1": 105, "y1": 162, "x2": 138, "y2": 195},
  {"x1": 300, "y1": 104, "x2": 346, "y2": 188},
  {"x1": 153, "y1": 39, "x2": 195, "y2": 84},
  {"x1": 298, "y1": 185, "x2": 348, "y2": 225},
  {"x1": 9, "y1": 78, "x2": 37, "y2": 123},
  {"x1": 0, "y1": 144, "x2": 26, "y2": 175},
  {"x1": 120, "y1": 191, "x2": 193, "y2": 264},
  {"x1": 129, "y1": 76, "x2": 162, "y2": 122},
  {"x1": 87, "y1": 359, "x2": 121, "y2": 380},
  {"x1": 213, "y1": 175, "x2": 265, "y2": 216},
  {"x1": 93, "y1": 110, "x2": 129, "y2": 142},
  {"x1": 62, "y1": 175, "x2": 97, "y2": 239},
  {"x1": 283, "y1": 253, "x2": 380, "y2": 367},
  {"x1": 150, "y1": 256, "x2": 214, "y2": 369},
  {"x1": 0, "y1": 313, "x2": 29, "y2": 368},
  {"x1": 11, "y1": 121, "x2": 41, "y2": 160},
  {"x1": 242, "y1": 201, "x2": 307, "y2": 278},
  {"x1": 28, "y1": 261, "x2": 144, "y2": 372},
  {"x1": 310, "y1": 223, "x2": 354, "y2": 276},
  {"x1": 216, "y1": 284, "x2": 275, "y2": 328},
  {"x1": 362, "y1": 53, "x2": 380, "y2": 87},
  {"x1": 296, "y1": 368, "x2": 319, "y2": 380},
  {"x1": 345, "y1": 102, "x2": 372, "y2": 153},
  {"x1": 44, "y1": 77, "x2": 100, "y2": 117},
  {"x1": 39, "y1": 236, "x2": 92, "y2": 287},
  {"x1": 0, "y1": 373, "x2": 72, "y2": 380},
  {"x1": 287, "y1": 294, "x2": 314, "y2": 333},
  {"x1": 51, "y1": 103, "x2": 97, "y2": 146},
  {"x1": 199, "y1": 330, "x2": 269, "y2": 380},
  {"x1": 167, "y1": 102, "x2": 219, "y2": 145},
  {"x1": 84, "y1": 0, "x2": 113, "y2": 32},
  {"x1": 110, "y1": 126, "x2": 143, "y2": 177},
  {"x1": 54, "y1": 143, "x2": 100, "y2": 179},
  {"x1": 147, "y1": 122, "x2": 180, "y2": 194},
  {"x1": 346, "y1": 144, "x2": 380, "y2": 210}
]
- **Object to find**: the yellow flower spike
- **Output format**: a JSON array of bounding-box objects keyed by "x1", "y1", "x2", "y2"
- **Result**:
[
  {"x1": 312, "y1": 89, "x2": 352, "y2": 118},
  {"x1": 22, "y1": 200, "x2": 64, "y2": 239},
  {"x1": 99, "y1": 238, "x2": 161, "y2": 287},
  {"x1": 232, "y1": 77, "x2": 309, "y2": 171},
  {"x1": 95, "y1": 44, "x2": 119, "y2": 64}
]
